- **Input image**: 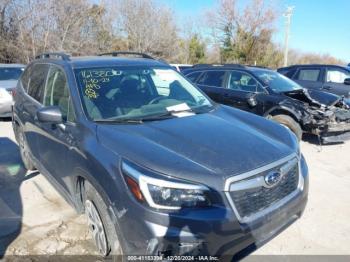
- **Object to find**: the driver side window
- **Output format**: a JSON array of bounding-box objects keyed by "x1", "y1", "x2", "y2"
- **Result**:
[
  {"x1": 44, "y1": 66, "x2": 75, "y2": 122},
  {"x1": 326, "y1": 68, "x2": 350, "y2": 84},
  {"x1": 228, "y1": 71, "x2": 263, "y2": 93}
]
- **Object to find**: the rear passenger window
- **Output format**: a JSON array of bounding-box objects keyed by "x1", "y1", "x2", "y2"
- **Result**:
[
  {"x1": 197, "y1": 71, "x2": 226, "y2": 88},
  {"x1": 44, "y1": 66, "x2": 75, "y2": 122},
  {"x1": 20, "y1": 65, "x2": 32, "y2": 91},
  {"x1": 27, "y1": 64, "x2": 49, "y2": 103},
  {"x1": 186, "y1": 72, "x2": 202, "y2": 82},
  {"x1": 285, "y1": 69, "x2": 296, "y2": 78},
  {"x1": 297, "y1": 69, "x2": 320, "y2": 81}
]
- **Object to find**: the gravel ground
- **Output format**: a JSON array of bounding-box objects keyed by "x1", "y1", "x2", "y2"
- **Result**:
[{"x1": 0, "y1": 119, "x2": 349, "y2": 258}]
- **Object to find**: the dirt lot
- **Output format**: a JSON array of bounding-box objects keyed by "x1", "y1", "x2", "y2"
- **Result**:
[{"x1": 1, "y1": 119, "x2": 350, "y2": 257}]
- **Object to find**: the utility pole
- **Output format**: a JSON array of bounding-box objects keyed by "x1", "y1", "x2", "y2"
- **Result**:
[{"x1": 283, "y1": 6, "x2": 294, "y2": 67}]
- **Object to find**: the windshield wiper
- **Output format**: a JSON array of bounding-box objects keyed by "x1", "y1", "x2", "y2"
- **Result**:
[
  {"x1": 94, "y1": 119, "x2": 143, "y2": 124},
  {"x1": 94, "y1": 106, "x2": 214, "y2": 124},
  {"x1": 135, "y1": 109, "x2": 194, "y2": 122}
]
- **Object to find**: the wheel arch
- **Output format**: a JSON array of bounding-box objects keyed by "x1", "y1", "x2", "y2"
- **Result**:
[{"x1": 264, "y1": 106, "x2": 302, "y2": 124}]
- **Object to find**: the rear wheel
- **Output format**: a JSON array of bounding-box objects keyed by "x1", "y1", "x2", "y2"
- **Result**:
[
  {"x1": 270, "y1": 114, "x2": 303, "y2": 141},
  {"x1": 84, "y1": 181, "x2": 123, "y2": 258},
  {"x1": 18, "y1": 131, "x2": 36, "y2": 171}
]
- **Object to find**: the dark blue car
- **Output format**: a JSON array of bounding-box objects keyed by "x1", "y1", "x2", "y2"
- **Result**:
[
  {"x1": 12, "y1": 52, "x2": 308, "y2": 259},
  {"x1": 278, "y1": 64, "x2": 350, "y2": 98}
]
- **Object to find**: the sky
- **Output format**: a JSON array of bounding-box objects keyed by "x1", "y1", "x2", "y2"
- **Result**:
[{"x1": 163, "y1": 0, "x2": 350, "y2": 62}]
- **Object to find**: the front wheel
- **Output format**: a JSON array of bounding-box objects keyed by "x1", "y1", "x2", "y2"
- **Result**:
[
  {"x1": 84, "y1": 181, "x2": 123, "y2": 258},
  {"x1": 18, "y1": 131, "x2": 36, "y2": 171},
  {"x1": 270, "y1": 114, "x2": 303, "y2": 141}
]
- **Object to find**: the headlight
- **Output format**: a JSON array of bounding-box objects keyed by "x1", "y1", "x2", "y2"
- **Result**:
[{"x1": 122, "y1": 162, "x2": 211, "y2": 210}]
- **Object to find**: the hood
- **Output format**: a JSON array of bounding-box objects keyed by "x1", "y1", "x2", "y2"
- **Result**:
[
  {"x1": 96, "y1": 106, "x2": 297, "y2": 190},
  {"x1": 282, "y1": 88, "x2": 340, "y2": 107},
  {"x1": 0, "y1": 80, "x2": 18, "y2": 90}
]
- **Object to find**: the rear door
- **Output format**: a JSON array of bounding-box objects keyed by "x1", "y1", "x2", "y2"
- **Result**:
[
  {"x1": 293, "y1": 67, "x2": 324, "y2": 91},
  {"x1": 195, "y1": 70, "x2": 228, "y2": 103},
  {"x1": 20, "y1": 64, "x2": 49, "y2": 161},
  {"x1": 323, "y1": 67, "x2": 350, "y2": 97},
  {"x1": 36, "y1": 65, "x2": 77, "y2": 193},
  {"x1": 224, "y1": 70, "x2": 266, "y2": 115}
]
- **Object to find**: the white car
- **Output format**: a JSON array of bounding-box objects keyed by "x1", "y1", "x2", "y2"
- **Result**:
[
  {"x1": 0, "y1": 64, "x2": 25, "y2": 118},
  {"x1": 170, "y1": 64, "x2": 193, "y2": 72}
]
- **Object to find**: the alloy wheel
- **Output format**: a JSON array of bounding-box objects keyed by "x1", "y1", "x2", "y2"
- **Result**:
[{"x1": 85, "y1": 199, "x2": 109, "y2": 256}]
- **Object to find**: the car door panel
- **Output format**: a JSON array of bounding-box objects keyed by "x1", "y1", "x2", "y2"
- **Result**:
[
  {"x1": 197, "y1": 84, "x2": 226, "y2": 104},
  {"x1": 35, "y1": 65, "x2": 77, "y2": 194},
  {"x1": 224, "y1": 70, "x2": 266, "y2": 115}
]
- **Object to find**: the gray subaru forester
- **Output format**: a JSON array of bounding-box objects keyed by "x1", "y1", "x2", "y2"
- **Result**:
[{"x1": 12, "y1": 52, "x2": 308, "y2": 260}]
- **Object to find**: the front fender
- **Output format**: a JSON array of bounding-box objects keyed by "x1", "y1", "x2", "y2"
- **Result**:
[{"x1": 264, "y1": 104, "x2": 303, "y2": 121}]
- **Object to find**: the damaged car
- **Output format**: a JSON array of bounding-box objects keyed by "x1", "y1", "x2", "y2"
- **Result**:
[{"x1": 184, "y1": 65, "x2": 350, "y2": 143}]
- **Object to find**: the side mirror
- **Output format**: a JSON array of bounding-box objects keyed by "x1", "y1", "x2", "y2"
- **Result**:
[
  {"x1": 36, "y1": 106, "x2": 63, "y2": 124},
  {"x1": 247, "y1": 93, "x2": 258, "y2": 107},
  {"x1": 344, "y1": 78, "x2": 350, "y2": 85}
]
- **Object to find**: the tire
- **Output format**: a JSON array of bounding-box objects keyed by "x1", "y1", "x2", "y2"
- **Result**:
[
  {"x1": 84, "y1": 181, "x2": 123, "y2": 258},
  {"x1": 270, "y1": 114, "x2": 303, "y2": 141},
  {"x1": 18, "y1": 131, "x2": 36, "y2": 171}
]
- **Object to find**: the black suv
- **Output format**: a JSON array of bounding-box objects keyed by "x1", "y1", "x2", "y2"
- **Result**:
[
  {"x1": 184, "y1": 65, "x2": 350, "y2": 143},
  {"x1": 278, "y1": 64, "x2": 350, "y2": 98},
  {"x1": 12, "y1": 52, "x2": 308, "y2": 259}
]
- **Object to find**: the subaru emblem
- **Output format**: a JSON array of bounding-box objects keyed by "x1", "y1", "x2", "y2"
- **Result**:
[{"x1": 264, "y1": 171, "x2": 282, "y2": 187}]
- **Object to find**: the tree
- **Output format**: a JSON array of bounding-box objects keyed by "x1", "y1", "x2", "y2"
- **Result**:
[
  {"x1": 207, "y1": 0, "x2": 279, "y2": 66},
  {"x1": 188, "y1": 35, "x2": 206, "y2": 64},
  {"x1": 113, "y1": 0, "x2": 179, "y2": 60}
]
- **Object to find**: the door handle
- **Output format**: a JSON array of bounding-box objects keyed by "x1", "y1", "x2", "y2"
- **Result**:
[{"x1": 322, "y1": 85, "x2": 332, "y2": 90}]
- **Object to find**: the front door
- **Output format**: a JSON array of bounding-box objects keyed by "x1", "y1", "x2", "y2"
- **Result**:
[
  {"x1": 293, "y1": 67, "x2": 324, "y2": 92},
  {"x1": 224, "y1": 70, "x2": 266, "y2": 115},
  {"x1": 36, "y1": 65, "x2": 77, "y2": 193}
]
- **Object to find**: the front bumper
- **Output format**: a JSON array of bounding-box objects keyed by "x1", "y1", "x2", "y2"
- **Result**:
[
  {"x1": 113, "y1": 157, "x2": 309, "y2": 259},
  {"x1": 321, "y1": 122, "x2": 350, "y2": 143}
]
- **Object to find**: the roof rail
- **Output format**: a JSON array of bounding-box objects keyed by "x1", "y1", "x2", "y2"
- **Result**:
[
  {"x1": 247, "y1": 65, "x2": 269, "y2": 69},
  {"x1": 193, "y1": 63, "x2": 245, "y2": 68},
  {"x1": 98, "y1": 51, "x2": 155, "y2": 60},
  {"x1": 35, "y1": 52, "x2": 71, "y2": 61}
]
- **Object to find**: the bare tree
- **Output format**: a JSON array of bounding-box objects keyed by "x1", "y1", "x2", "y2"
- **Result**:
[
  {"x1": 206, "y1": 0, "x2": 279, "y2": 65},
  {"x1": 112, "y1": 0, "x2": 179, "y2": 59}
]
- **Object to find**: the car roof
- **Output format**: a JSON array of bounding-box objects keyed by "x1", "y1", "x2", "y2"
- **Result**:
[
  {"x1": 183, "y1": 65, "x2": 270, "y2": 75},
  {"x1": 33, "y1": 56, "x2": 170, "y2": 69},
  {"x1": 279, "y1": 64, "x2": 349, "y2": 70},
  {"x1": 0, "y1": 63, "x2": 25, "y2": 68}
]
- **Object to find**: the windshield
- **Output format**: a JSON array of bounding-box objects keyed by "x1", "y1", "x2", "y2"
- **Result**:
[
  {"x1": 0, "y1": 67, "x2": 24, "y2": 81},
  {"x1": 252, "y1": 69, "x2": 302, "y2": 93},
  {"x1": 74, "y1": 67, "x2": 213, "y2": 121}
]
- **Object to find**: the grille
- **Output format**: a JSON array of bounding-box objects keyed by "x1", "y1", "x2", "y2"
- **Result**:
[{"x1": 228, "y1": 161, "x2": 299, "y2": 219}]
